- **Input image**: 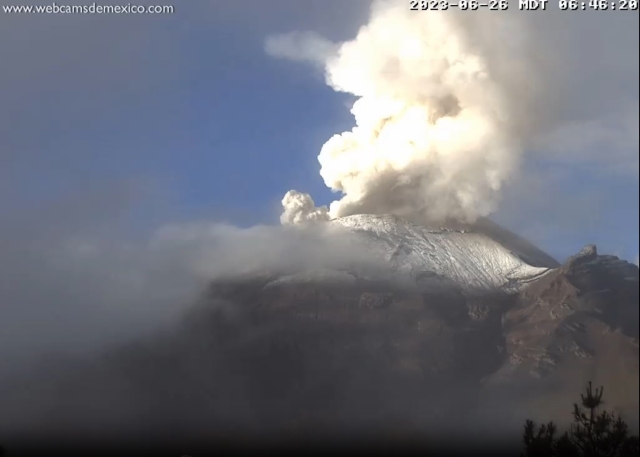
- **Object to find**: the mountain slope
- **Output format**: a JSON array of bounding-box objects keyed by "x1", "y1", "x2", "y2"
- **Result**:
[
  {"x1": 482, "y1": 244, "x2": 639, "y2": 426},
  {"x1": 327, "y1": 214, "x2": 551, "y2": 292},
  {"x1": 397, "y1": 212, "x2": 561, "y2": 269},
  {"x1": 1, "y1": 215, "x2": 637, "y2": 452},
  {"x1": 468, "y1": 216, "x2": 561, "y2": 268}
]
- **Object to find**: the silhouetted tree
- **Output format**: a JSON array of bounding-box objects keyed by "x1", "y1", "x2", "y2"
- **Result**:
[
  {"x1": 522, "y1": 381, "x2": 639, "y2": 457},
  {"x1": 523, "y1": 419, "x2": 560, "y2": 457}
]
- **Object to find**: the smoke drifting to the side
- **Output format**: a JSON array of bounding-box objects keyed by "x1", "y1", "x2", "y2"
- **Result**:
[
  {"x1": 272, "y1": 0, "x2": 639, "y2": 225},
  {"x1": 0, "y1": 190, "x2": 379, "y2": 373}
]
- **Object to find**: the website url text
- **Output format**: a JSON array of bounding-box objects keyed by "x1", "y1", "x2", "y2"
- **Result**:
[{"x1": 2, "y1": 2, "x2": 175, "y2": 14}]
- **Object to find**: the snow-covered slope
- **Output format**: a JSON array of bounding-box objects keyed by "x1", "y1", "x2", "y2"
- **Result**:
[
  {"x1": 331, "y1": 214, "x2": 550, "y2": 291},
  {"x1": 266, "y1": 214, "x2": 551, "y2": 293}
]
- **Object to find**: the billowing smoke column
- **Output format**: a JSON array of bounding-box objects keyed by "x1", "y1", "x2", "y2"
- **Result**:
[{"x1": 280, "y1": 2, "x2": 518, "y2": 225}]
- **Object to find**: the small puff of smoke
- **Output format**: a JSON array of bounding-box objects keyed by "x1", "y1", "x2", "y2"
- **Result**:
[{"x1": 280, "y1": 190, "x2": 330, "y2": 225}]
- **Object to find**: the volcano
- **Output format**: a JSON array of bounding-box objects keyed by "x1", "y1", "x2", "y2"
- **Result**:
[{"x1": 2, "y1": 215, "x2": 638, "y2": 454}]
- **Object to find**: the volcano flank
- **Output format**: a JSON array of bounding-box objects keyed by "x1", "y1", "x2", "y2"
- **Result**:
[{"x1": 2, "y1": 215, "x2": 638, "y2": 454}]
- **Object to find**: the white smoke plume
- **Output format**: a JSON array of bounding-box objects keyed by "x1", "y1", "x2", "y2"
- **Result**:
[
  {"x1": 280, "y1": 190, "x2": 330, "y2": 225},
  {"x1": 269, "y1": 0, "x2": 638, "y2": 225},
  {"x1": 273, "y1": 2, "x2": 517, "y2": 223}
]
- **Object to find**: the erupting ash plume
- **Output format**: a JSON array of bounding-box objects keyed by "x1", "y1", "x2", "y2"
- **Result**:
[
  {"x1": 280, "y1": 190, "x2": 330, "y2": 225},
  {"x1": 278, "y1": 2, "x2": 518, "y2": 224}
]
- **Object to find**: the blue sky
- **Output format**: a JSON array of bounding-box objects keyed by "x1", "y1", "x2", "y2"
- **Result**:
[{"x1": 0, "y1": 0, "x2": 637, "y2": 263}]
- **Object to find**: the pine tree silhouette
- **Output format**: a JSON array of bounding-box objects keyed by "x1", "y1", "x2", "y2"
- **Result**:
[{"x1": 522, "y1": 381, "x2": 639, "y2": 457}]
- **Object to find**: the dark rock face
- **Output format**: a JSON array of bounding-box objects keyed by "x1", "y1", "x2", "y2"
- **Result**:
[
  {"x1": 170, "y1": 276, "x2": 514, "y2": 435},
  {"x1": 178, "y1": 247, "x2": 637, "y2": 433},
  {"x1": 2, "y1": 246, "x2": 637, "y2": 447},
  {"x1": 486, "y1": 245, "x2": 639, "y2": 427}
]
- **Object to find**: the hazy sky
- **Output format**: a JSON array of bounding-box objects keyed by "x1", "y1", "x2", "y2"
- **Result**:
[{"x1": 0, "y1": 0, "x2": 638, "y2": 362}]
